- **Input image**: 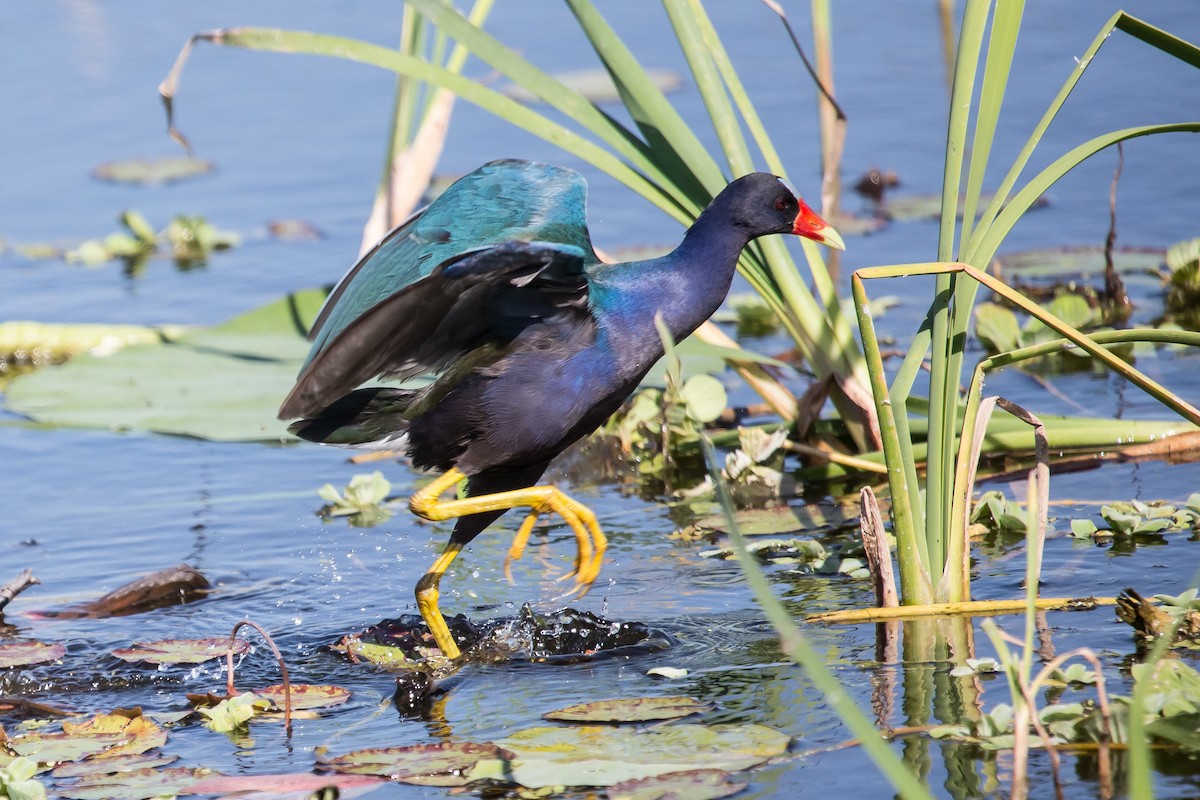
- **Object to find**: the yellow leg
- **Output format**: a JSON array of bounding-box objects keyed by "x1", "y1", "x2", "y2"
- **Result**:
[
  {"x1": 409, "y1": 468, "x2": 608, "y2": 598},
  {"x1": 415, "y1": 540, "x2": 465, "y2": 659}
]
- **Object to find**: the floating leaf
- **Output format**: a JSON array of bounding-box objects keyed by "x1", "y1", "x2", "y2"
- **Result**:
[
  {"x1": 198, "y1": 693, "x2": 271, "y2": 732},
  {"x1": 691, "y1": 505, "x2": 849, "y2": 537},
  {"x1": 254, "y1": 684, "x2": 351, "y2": 711},
  {"x1": 332, "y1": 638, "x2": 423, "y2": 668},
  {"x1": 51, "y1": 754, "x2": 178, "y2": 779},
  {"x1": 646, "y1": 667, "x2": 689, "y2": 680},
  {"x1": 5, "y1": 289, "x2": 327, "y2": 441},
  {"x1": 61, "y1": 714, "x2": 165, "y2": 758},
  {"x1": 502, "y1": 68, "x2": 681, "y2": 103},
  {"x1": 995, "y1": 245, "x2": 1165, "y2": 277},
  {"x1": 973, "y1": 303, "x2": 1021, "y2": 354},
  {"x1": 884, "y1": 190, "x2": 1046, "y2": 222},
  {"x1": 0, "y1": 757, "x2": 46, "y2": 800},
  {"x1": 608, "y1": 768, "x2": 748, "y2": 800},
  {"x1": 0, "y1": 641, "x2": 65, "y2": 669},
  {"x1": 544, "y1": 697, "x2": 711, "y2": 724},
  {"x1": 493, "y1": 723, "x2": 789, "y2": 788},
  {"x1": 57, "y1": 767, "x2": 204, "y2": 800},
  {"x1": 92, "y1": 156, "x2": 213, "y2": 185},
  {"x1": 111, "y1": 637, "x2": 249, "y2": 665},
  {"x1": 185, "y1": 772, "x2": 385, "y2": 797},
  {"x1": 8, "y1": 733, "x2": 131, "y2": 765},
  {"x1": 679, "y1": 375, "x2": 726, "y2": 424},
  {"x1": 320, "y1": 742, "x2": 513, "y2": 787}
]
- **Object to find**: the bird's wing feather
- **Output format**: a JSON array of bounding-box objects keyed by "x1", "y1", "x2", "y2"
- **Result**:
[
  {"x1": 279, "y1": 160, "x2": 599, "y2": 420},
  {"x1": 279, "y1": 239, "x2": 591, "y2": 419}
]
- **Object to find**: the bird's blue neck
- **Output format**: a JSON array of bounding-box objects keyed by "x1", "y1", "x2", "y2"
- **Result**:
[{"x1": 587, "y1": 209, "x2": 752, "y2": 378}]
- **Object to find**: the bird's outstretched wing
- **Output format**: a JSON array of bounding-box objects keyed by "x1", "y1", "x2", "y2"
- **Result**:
[{"x1": 279, "y1": 160, "x2": 598, "y2": 420}]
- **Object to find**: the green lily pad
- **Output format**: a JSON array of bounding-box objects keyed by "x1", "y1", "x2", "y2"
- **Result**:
[
  {"x1": 503, "y1": 68, "x2": 681, "y2": 103},
  {"x1": 185, "y1": 772, "x2": 385, "y2": 796},
  {"x1": 332, "y1": 637, "x2": 424, "y2": 668},
  {"x1": 5, "y1": 289, "x2": 327, "y2": 442},
  {"x1": 254, "y1": 683, "x2": 351, "y2": 711},
  {"x1": 692, "y1": 504, "x2": 852, "y2": 537},
  {"x1": 111, "y1": 637, "x2": 250, "y2": 665},
  {"x1": 57, "y1": 767, "x2": 204, "y2": 800},
  {"x1": 51, "y1": 754, "x2": 178, "y2": 779},
  {"x1": 491, "y1": 723, "x2": 790, "y2": 789},
  {"x1": 9, "y1": 733, "x2": 132, "y2": 765},
  {"x1": 679, "y1": 375, "x2": 727, "y2": 424},
  {"x1": 198, "y1": 693, "x2": 271, "y2": 732},
  {"x1": 0, "y1": 641, "x2": 65, "y2": 668},
  {"x1": 544, "y1": 697, "x2": 712, "y2": 724},
  {"x1": 92, "y1": 156, "x2": 213, "y2": 185},
  {"x1": 60, "y1": 715, "x2": 166, "y2": 758},
  {"x1": 320, "y1": 742, "x2": 514, "y2": 786},
  {"x1": 995, "y1": 246, "x2": 1165, "y2": 277},
  {"x1": 608, "y1": 768, "x2": 748, "y2": 800},
  {"x1": 884, "y1": 191, "x2": 1047, "y2": 222}
]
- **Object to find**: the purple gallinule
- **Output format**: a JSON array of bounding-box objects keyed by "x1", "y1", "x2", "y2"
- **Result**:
[{"x1": 280, "y1": 159, "x2": 843, "y2": 658}]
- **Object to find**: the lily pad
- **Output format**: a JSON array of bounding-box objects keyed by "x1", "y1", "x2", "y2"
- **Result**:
[
  {"x1": 9, "y1": 733, "x2": 132, "y2": 765},
  {"x1": 503, "y1": 68, "x2": 681, "y2": 103},
  {"x1": 491, "y1": 723, "x2": 790, "y2": 788},
  {"x1": 60, "y1": 715, "x2": 166, "y2": 758},
  {"x1": 995, "y1": 246, "x2": 1166, "y2": 277},
  {"x1": 320, "y1": 742, "x2": 514, "y2": 787},
  {"x1": 185, "y1": 772, "x2": 385, "y2": 797},
  {"x1": 111, "y1": 637, "x2": 249, "y2": 665},
  {"x1": 692, "y1": 504, "x2": 853, "y2": 537},
  {"x1": 5, "y1": 289, "x2": 327, "y2": 442},
  {"x1": 884, "y1": 190, "x2": 1048, "y2": 222},
  {"x1": 543, "y1": 697, "x2": 712, "y2": 724},
  {"x1": 51, "y1": 754, "x2": 178, "y2": 779},
  {"x1": 0, "y1": 641, "x2": 65, "y2": 668},
  {"x1": 608, "y1": 768, "x2": 749, "y2": 800},
  {"x1": 57, "y1": 767, "x2": 204, "y2": 800},
  {"x1": 92, "y1": 156, "x2": 213, "y2": 185},
  {"x1": 254, "y1": 683, "x2": 351, "y2": 711}
]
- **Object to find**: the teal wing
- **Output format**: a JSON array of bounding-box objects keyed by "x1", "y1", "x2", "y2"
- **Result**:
[{"x1": 278, "y1": 160, "x2": 598, "y2": 419}]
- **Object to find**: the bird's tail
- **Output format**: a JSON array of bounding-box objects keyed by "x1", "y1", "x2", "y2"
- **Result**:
[{"x1": 287, "y1": 387, "x2": 416, "y2": 450}]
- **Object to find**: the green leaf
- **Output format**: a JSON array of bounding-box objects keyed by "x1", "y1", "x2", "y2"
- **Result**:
[
  {"x1": 56, "y1": 767, "x2": 202, "y2": 800},
  {"x1": 92, "y1": 156, "x2": 213, "y2": 185},
  {"x1": 494, "y1": 723, "x2": 789, "y2": 788},
  {"x1": 973, "y1": 303, "x2": 1021, "y2": 353},
  {"x1": 5, "y1": 289, "x2": 327, "y2": 441},
  {"x1": 502, "y1": 67, "x2": 681, "y2": 103},
  {"x1": 543, "y1": 697, "x2": 712, "y2": 724},
  {"x1": 679, "y1": 375, "x2": 726, "y2": 424},
  {"x1": 111, "y1": 638, "x2": 250, "y2": 665},
  {"x1": 0, "y1": 641, "x2": 65, "y2": 668},
  {"x1": 321, "y1": 742, "x2": 512, "y2": 786},
  {"x1": 1069, "y1": 519, "x2": 1098, "y2": 539},
  {"x1": 607, "y1": 768, "x2": 747, "y2": 800},
  {"x1": 198, "y1": 693, "x2": 271, "y2": 732},
  {"x1": 254, "y1": 683, "x2": 352, "y2": 711},
  {"x1": 0, "y1": 757, "x2": 46, "y2": 800}
]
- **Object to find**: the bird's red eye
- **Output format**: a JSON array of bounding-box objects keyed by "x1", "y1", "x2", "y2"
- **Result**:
[{"x1": 774, "y1": 197, "x2": 790, "y2": 212}]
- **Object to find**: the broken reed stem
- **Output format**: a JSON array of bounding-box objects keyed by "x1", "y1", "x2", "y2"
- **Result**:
[
  {"x1": 227, "y1": 619, "x2": 293, "y2": 731},
  {"x1": 0, "y1": 569, "x2": 39, "y2": 612},
  {"x1": 859, "y1": 486, "x2": 898, "y2": 608},
  {"x1": 808, "y1": 596, "x2": 1117, "y2": 625}
]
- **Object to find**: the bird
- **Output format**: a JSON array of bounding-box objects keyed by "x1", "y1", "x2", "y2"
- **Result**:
[{"x1": 279, "y1": 159, "x2": 843, "y2": 659}]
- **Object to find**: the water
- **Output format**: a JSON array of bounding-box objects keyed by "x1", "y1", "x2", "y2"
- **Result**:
[{"x1": 3, "y1": 1, "x2": 1200, "y2": 798}]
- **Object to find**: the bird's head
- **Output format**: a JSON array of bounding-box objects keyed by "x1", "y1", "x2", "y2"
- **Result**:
[{"x1": 726, "y1": 173, "x2": 845, "y2": 251}]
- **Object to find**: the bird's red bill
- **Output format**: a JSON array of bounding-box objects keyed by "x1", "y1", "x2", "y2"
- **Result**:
[{"x1": 792, "y1": 200, "x2": 846, "y2": 250}]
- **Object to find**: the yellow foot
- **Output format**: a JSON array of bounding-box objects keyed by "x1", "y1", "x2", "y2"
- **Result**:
[{"x1": 407, "y1": 468, "x2": 610, "y2": 657}]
